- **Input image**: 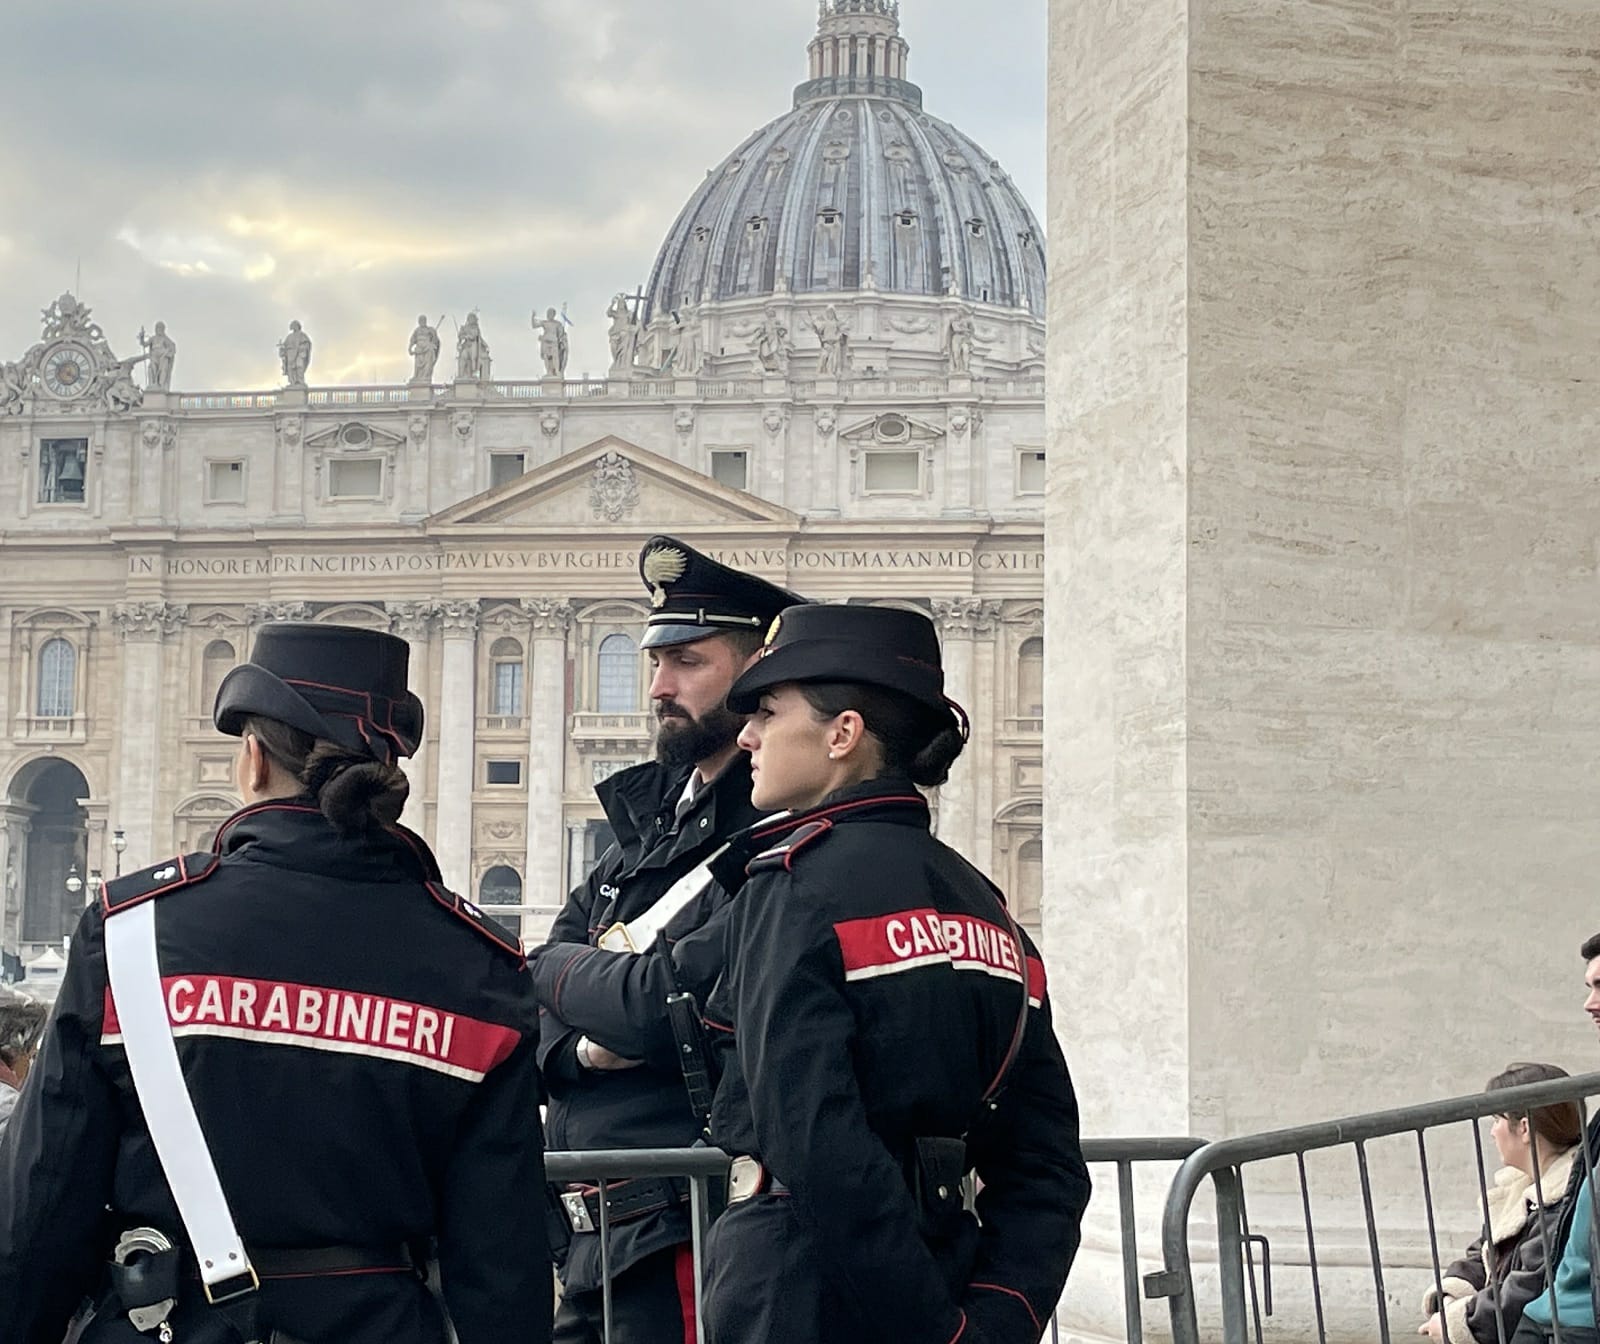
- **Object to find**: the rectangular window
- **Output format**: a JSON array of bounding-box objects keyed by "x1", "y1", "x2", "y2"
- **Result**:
[
  {"x1": 863, "y1": 449, "x2": 920, "y2": 494},
  {"x1": 1018, "y1": 449, "x2": 1046, "y2": 496},
  {"x1": 207, "y1": 460, "x2": 246, "y2": 504},
  {"x1": 710, "y1": 450, "x2": 748, "y2": 491},
  {"x1": 485, "y1": 760, "x2": 523, "y2": 786},
  {"x1": 493, "y1": 661, "x2": 524, "y2": 717},
  {"x1": 328, "y1": 457, "x2": 383, "y2": 499},
  {"x1": 39, "y1": 439, "x2": 89, "y2": 504},
  {"x1": 490, "y1": 453, "x2": 526, "y2": 489}
]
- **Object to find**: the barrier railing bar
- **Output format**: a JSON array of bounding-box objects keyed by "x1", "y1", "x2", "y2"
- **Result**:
[
  {"x1": 1215, "y1": 1167, "x2": 1250, "y2": 1344},
  {"x1": 1234, "y1": 1175, "x2": 1268, "y2": 1342},
  {"x1": 690, "y1": 1175, "x2": 710, "y2": 1344},
  {"x1": 1117, "y1": 1160, "x2": 1144, "y2": 1344},
  {"x1": 550, "y1": 1141, "x2": 1203, "y2": 1344},
  {"x1": 1154, "y1": 1075, "x2": 1600, "y2": 1344},
  {"x1": 598, "y1": 1173, "x2": 614, "y2": 1344},
  {"x1": 1465, "y1": 1114, "x2": 1514, "y2": 1344},
  {"x1": 1295, "y1": 1151, "x2": 1329, "y2": 1344},
  {"x1": 1416, "y1": 1128, "x2": 1457, "y2": 1344},
  {"x1": 1354, "y1": 1139, "x2": 1390, "y2": 1344}
]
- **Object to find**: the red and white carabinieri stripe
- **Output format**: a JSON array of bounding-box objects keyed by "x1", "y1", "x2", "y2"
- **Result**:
[
  {"x1": 102, "y1": 974, "x2": 520, "y2": 1083},
  {"x1": 833, "y1": 908, "x2": 1046, "y2": 1007}
]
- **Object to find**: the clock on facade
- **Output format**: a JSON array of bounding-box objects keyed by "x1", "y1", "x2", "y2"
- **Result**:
[{"x1": 41, "y1": 344, "x2": 95, "y2": 398}]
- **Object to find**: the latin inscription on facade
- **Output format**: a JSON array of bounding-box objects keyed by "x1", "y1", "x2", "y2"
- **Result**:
[{"x1": 129, "y1": 546, "x2": 1044, "y2": 579}]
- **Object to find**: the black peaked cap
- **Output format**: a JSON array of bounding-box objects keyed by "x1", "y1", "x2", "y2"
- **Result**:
[
  {"x1": 213, "y1": 622, "x2": 425, "y2": 764},
  {"x1": 726, "y1": 603, "x2": 962, "y2": 731},
  {"x1": 638, "y1": 535, "x2": 805, "y2": 649}
]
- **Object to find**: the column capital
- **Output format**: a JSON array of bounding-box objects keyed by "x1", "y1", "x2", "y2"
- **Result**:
[
  {"x1": 437, "y1": 600, "x2": 481, "y2": 636},
  {"x1": 111, "y1": 600, "x2": 189, "y2": 641},
  {"x1": 386, "y1": 599, "x2": 439, "y2": 641},
  {"x1": 520, "y1": 597, "x2": 575, "y2": 636},
  {"x1": 244, "y1": 601, "x2": 312, "y2": 625},
  {"x1": 931, "y1": 597, "x2": 1002, "y2": 638}
]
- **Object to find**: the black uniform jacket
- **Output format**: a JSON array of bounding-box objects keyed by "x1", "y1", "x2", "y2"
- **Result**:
[
  {"x1": 530, "y1": 754, "x2": 763, "y2": 1292},
  {"x1": 0, "y1": 798, "x2": 550, "y2": 1344},
  {"x1": 704, "y1": 779, "x2": 1090, "y2": 1344}
]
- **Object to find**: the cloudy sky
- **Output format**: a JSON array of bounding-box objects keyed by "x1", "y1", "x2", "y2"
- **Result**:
[{"x1": 0, "y1": 0, "x2": 1044, "y2": 389}]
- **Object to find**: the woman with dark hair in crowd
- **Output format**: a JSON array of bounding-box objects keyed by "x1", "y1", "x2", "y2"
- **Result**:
[
  {"x1": 1420, "y1": 1062, "x2": 1586, "y2": 1344},
  {"x1": 699, "y1": 603, "x2": 1091, "y2": 1344},
  {"x1": 0, "y1": 623, "x2": 549, "y2": 1344},
  {"x1": 0, "y1": 993, "x2": 47, "y2": 1142}
]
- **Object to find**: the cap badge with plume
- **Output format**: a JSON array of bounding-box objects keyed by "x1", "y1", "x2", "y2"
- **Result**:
[{"x1": 642, "y1": 544, "x2": 689, "y2": 608}]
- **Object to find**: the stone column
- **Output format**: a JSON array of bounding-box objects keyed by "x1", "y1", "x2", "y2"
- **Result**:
[
  {"x1": 565, "y1": 822, "x2": 587, "y2": 899},
  {"x1": 0, "y1": 808, "x2": 32, "y2": 974},
  {"x1": 433, "y1": 601, "x2": 480, "y2": 893},
  {"x1": 930, "y1": 599, "x2": 999, "y2": 864},
  {"x1": 110, "y1": 602, "x2": 187, "y2": 869},
  {"x1": 1049, "y1": 2, "x2": 1600, "y2": 1336},
  {"x1": 386, "y1": 600, "x2": 439, "y2": 832},
  {"x1": 521, "y1": 599, "x2": 574, "y2": 913}
]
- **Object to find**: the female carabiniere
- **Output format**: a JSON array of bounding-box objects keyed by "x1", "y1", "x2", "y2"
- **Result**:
[
  {"x1": 0, "y1": 623, "x2": 549, "y2": 1344},
  {"x1": 701, "y1": 604, "x2": 1091, "y2": 1344}
]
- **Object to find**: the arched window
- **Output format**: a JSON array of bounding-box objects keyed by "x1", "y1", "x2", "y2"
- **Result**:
[
  {"x1": 1017, "y1": 637, "x2": 1044, "y2": 719},
  {"x1": 1015, "y1": 836, "x2": 1043, "y2": 927},
  {"x1": 36, "y1": 638, "x2": 76, "y2": 718},
  {"x1": 479, "y1": 865, "x2": 522, "y2": 906},
  {"x1": 596, "y1": 633, "x2": 638, "y2": 713},
  {"x1": 201, "y1": 640, "x2": 235, "y2": 711},
  {"x1": 490, "y1": 638, "x2": 524, "y2": 717}
]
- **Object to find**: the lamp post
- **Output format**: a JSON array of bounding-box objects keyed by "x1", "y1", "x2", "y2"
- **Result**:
[
  {"x1": 65, "y1": 863, "x2": 83, "y2": 898},
  {"x1": 112, "y1": 827, "x2": 126, "y2": 877}
]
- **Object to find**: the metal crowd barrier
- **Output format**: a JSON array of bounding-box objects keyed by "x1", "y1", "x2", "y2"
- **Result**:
[
  {"x1": 548, "y1": 1137, "x2": 1204, "y2": 1344},
  {"x1": 1146, "y1": 1072, "x2": 1600, "y2": 1344}
]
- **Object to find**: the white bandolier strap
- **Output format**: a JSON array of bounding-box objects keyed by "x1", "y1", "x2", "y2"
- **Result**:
[
  {"x1": 104, "y1": 899, "x2": 258, "y2": 1302},
  {"x1": 597, "y1": 861, "x2": 716, "y2": 952},
  {"x1": 596, "y1": 811, "x2": 790, "y2": 953}
]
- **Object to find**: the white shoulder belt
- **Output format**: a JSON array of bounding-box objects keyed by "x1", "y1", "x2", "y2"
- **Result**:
[{"x1": 104, "y1": 900, "x2": 258, "y2": 1302}]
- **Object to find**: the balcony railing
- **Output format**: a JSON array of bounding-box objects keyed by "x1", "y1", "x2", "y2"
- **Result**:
[
  {"x1": 165, "y1": 372, "x2": 1042, "y2": 415},
  {"x1": 16, "y1": 714, "x2": 87, "y2": 742},
  {"x1": 571, "y1": 711, "x2": 652, "y2": 748}
]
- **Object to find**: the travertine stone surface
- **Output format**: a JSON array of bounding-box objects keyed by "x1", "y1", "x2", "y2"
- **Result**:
[{"x1": 1048, "y1": 0, "x2": 1600, "y2": 1144}]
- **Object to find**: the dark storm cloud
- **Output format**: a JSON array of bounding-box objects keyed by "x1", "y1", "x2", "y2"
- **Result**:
[{"x1": 0, "y1": 0, "x2": 1044, "y2": 387}]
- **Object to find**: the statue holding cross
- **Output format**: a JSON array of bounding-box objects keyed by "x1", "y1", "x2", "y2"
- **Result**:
[{"x1": 607, "y1": 291, "x2": 644, "y2": 374}]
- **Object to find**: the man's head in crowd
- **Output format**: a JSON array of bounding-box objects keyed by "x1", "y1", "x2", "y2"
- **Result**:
[{"x1": 635, "y1": 536, "x2": 802, "y2": 774}]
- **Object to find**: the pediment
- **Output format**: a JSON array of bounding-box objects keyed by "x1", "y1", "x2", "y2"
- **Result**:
[
  {"x1": 839, "y1": 412, "x2": 946, "y2": 445},
  {"x1": 428, "y1": 436, "x2": 800, "y2": 531},
  {"x1": 304, "y1": 420, "x2": 407, "y2": 452}
]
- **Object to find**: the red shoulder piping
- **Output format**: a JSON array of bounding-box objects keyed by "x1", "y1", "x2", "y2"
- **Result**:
[
  {"x1": 101, "y1": 853, "x2": 222, "y2": 916},
  {"x1": 425, "y1": 881, "x2": 524, "y2": 960}
]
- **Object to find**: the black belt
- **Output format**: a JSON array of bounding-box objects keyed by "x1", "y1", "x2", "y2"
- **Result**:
[
  {"x1": 559, "y1": 1177, "x2": 689, "y2": 1233},
  {"x1": 246, "y1": 1244, "x2": 420, "y2": 1279}
]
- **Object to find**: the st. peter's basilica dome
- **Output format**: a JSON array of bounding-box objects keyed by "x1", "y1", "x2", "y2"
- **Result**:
[{"x1": 644, "y1": 1, "x2": 1045, "y2": 319}]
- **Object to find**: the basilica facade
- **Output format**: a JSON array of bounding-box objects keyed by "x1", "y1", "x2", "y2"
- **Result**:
[{"x1": 0, "y1": 0, "x2": 1046, "y2": 969}]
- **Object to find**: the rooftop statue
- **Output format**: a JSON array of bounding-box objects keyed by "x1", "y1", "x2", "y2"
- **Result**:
[
  {"x1": 752, "y1": 308, "x2": 791, "y2": 375},
  {"x1": 457, "y1": 313, "x2": 489, "y2": 381},
  {"x1": 140, "y1": 322, "x2": 176, "y2": 391},
  {"x1": 607, "y1": 293, "x2": 641, "y2": 374},
  {"x1": 409, "y1": 315, "x2": 442, "y2": 384},
  {"x1": 279, "y1": 320, "x2": 312, "y2": 389},
  {"x1": 810, "y1": 305, "x2": 849, "y2": 376},
  {"x1": 534, "y1": 308, "x2": 570, "y2": 378}
]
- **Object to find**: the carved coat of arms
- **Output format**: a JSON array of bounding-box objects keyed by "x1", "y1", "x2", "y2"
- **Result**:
[{"x1": 589, "y1": 451, "x2": 639, "y2": 523}]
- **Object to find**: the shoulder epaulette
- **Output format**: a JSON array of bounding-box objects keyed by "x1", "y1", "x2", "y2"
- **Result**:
[
  {"x1": 426, "y1": 881, "x2": 525, "y2": 961},
  {"x1": 747, "y1": 819, "x2": 834, "y2": 875},
  {"x1": 102, "y1": 852, "x2": 220, "y2": 916}
]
